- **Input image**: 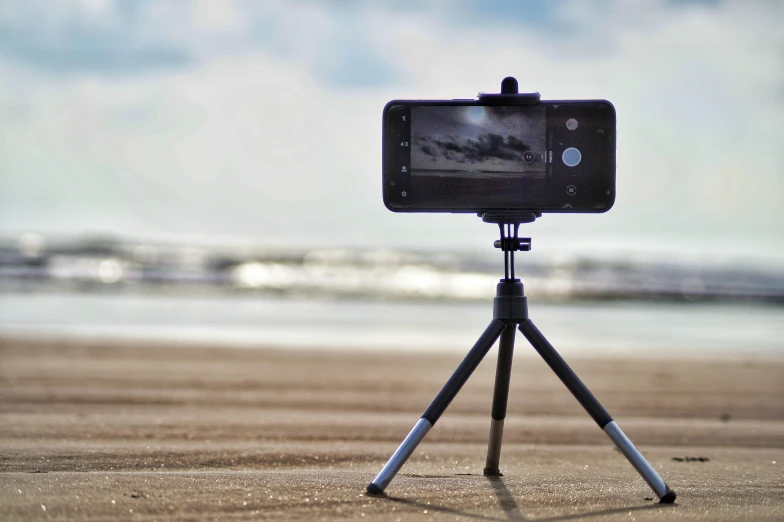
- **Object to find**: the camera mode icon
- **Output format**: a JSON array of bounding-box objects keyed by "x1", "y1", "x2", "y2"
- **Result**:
[
  {"x1": 523, "y1": 151, "x2": 536, "y2": 163},
  {"x1": 566, "y1": 185, "x2": 577, "y2": 196}
]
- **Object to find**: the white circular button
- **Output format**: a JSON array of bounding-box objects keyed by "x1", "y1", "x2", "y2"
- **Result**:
[{"x1": 562, "y1": 147, "x2": 581, "y2": 167}]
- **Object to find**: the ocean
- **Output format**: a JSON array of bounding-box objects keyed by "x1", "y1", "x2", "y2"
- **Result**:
[{"x1": 2, "y1": 292, "x2": 782, "y2": 358}]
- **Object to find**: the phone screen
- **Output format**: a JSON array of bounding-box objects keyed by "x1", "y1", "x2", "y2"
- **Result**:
[{"x1": 384, "y1": 100, "x2": 615, "y2": 213}]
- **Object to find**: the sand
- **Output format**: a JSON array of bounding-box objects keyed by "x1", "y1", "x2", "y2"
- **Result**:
[{"x1": 1, "y1": 336, "x2": 783, "y2": 521}]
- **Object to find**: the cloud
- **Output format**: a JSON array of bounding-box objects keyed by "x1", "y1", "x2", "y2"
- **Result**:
[
  {"x1": 0, "y1": 1, "x2": 193, "y2": 74},
  {"x1": 0, "y1": 0, "x2": 398, "y2": 86},
  {"x1": 420, "y1": 133, "x2": 531, "y2": 165}
]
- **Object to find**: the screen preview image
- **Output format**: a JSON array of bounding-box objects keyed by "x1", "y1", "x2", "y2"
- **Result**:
[{"x1": 410, "y1": 105, "x2": 546, "y2": 180}]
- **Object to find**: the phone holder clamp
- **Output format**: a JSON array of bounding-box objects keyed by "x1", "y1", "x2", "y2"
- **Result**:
[{"x1": 476, "y1": 76, "x2": 542, "y2": 227}]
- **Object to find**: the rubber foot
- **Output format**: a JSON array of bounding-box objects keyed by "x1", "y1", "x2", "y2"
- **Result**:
[
  {"x1": 659, "y1": 486, "x2": 677, "y2": 504},
  {"x1": 366, "y1": 483, "x2": 385, "y2": 496},
  {"x1": 483, "y1": 467, "x2": 502, "y2": 477}
]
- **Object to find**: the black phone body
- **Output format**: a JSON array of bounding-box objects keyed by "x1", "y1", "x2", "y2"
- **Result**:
[{"x1": 383, "y1": 99, "x2": 616, "y2": 213}]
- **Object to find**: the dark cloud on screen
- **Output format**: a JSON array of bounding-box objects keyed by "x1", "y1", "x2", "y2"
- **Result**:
[
  {"x1": 484, "y1": 106, "x2": 523, "y2": 120},
  {"x1": 419, "y1": 133, "x2": 531, "y2": 164}
]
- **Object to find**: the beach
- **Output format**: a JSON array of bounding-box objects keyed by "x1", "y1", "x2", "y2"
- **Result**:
[{"x1": 1, "y1": 336, "x2": 783, "y2": 521}]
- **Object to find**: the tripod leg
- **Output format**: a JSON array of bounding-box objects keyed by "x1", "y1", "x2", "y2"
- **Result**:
[
  {"x1": 518, "y1": 319, "x2": 676, "y2": 503},
  {"x1": 484, "y1": 324, "x2": 516, "y2": 476},
  {"x1": 367, "y1": 319, "x2": 506, "y2": 495}
]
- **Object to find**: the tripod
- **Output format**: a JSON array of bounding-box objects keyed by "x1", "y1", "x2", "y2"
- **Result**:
[{"x1": 367, "y1": 212, "x2": 676, "y2": 503}]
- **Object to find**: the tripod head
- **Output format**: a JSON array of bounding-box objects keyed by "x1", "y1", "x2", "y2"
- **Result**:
[{"x1": 486, "y1": 218, "x2": 531, "y2": 282}]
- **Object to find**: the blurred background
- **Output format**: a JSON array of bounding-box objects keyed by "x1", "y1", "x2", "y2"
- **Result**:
[{"x1": 1, "y1": 0, "x2": 783, "y2": 356}]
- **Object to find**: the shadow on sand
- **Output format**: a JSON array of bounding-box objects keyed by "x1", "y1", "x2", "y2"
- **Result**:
[{"x1": 378, "y1": 475, "x2": 676, "y2": 521}]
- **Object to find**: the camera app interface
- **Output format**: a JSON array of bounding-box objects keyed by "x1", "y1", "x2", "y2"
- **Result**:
[
  {"x1": 387, "y1": 100, "x2": 613, "y2": 211},
  {"x1": 411, "y1": 105, "x2": 546, "y2": 179}
]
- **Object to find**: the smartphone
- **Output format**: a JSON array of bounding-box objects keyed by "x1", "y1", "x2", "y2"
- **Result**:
[{"x1": 382, "y1": 100, "x2": 616, "y2": 213}]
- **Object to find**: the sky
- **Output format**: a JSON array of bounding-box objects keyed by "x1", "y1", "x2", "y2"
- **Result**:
[{"x1": 0, "y1": 0, "x2": 783, "y2": 264}]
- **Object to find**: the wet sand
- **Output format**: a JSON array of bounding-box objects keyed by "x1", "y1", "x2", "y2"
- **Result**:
[{"x1": 1, "y1": 337, "x2": 783, "y2": 521}]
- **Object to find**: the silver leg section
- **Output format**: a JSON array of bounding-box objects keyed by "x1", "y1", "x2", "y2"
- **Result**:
[
  {"x1": 484, "y1": 418, "x2": 505, "y2": 474},
  {"x1": 368, "y1": 418, "x2": 432, "y2": 494},
  {"x1": 604, "y1": 421, "x2": 671, "y2": 500}
]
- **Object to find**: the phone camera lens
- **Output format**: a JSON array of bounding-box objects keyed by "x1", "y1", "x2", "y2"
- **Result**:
[
  {"x1": 562, "y1": 147, "x2": 581, "y2": 167},
  {"x1": 523, "y1": 151, "x2": 536, "y2": 163}
]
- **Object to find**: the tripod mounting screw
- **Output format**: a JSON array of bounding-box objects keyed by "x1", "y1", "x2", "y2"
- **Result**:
[{"x1": 494, "y1": 238, "x2": 532, "y2": 252}]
